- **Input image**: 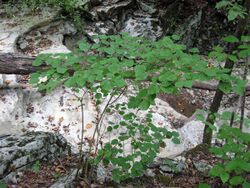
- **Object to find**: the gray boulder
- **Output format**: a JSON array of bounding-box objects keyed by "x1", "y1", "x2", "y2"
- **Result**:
[{"x1": 0, "y1": 131, "x2": 71, "y2": 179}]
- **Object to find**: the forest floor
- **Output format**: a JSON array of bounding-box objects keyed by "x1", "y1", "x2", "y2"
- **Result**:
[{"x1": 11, "y1": 152, "x2": 220, "y2": 188}]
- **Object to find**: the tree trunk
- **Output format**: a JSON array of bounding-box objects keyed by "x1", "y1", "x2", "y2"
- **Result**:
[{"x1": 202, "y1": 0, "x2": 250, "y2": 145}]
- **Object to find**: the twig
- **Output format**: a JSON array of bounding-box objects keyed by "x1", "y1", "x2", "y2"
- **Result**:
[
  {"x1": 94, "y1": 87, "x2": 128, "y2": 152},
  {"x1": 240, "y1": 58, "x2": 249, "y2": 130},
  {"x1": 93, "y1": 89, "x2": 116, "y2": 139},
  {"x1": 109, "y1": 86, "x2": 127, "y2": 106},
  {"x1": 55, "y1": 156, "x2": 68, "y2": 173},
  {"x1": 229, "y1": 95, "x2": 240, "y2": 127},
  {"x1": 75, "y1": 93, "x2": 86, "y2": 179},
  {"x1": 83, "y1": 89, "x2": 115, "y2": 177},
  {"x1": 94, "y1": 93, "x2": 114, "y2": 149}
]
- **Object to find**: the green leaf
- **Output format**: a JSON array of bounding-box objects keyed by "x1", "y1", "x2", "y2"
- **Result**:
[
  {"x1": 238, "y1": 44, "x2": 249, "y2": 49},
  {"x1": 101, "y1": 80, "x2": 112, "y2": 91},
  {"x1": 219, "y1": 82, "x2": 232, "y2": 93},
  {"x1": 111, "y1": 139, "x2": 119, "y2": 145},
  {"x1": 104, "y1": 47, "x2": 115, "y2": 55},
  {"x1": 214, "y1": 46, "x2": 224, "y2": 53},
  {"x1": 148, "y1": 84, "x2": 159, "y2": 95},
  {"x1": 233, "y1": 79, "x2": 247, "y2": 95},
  {"x1": 175, "y1": 80, "x2": 193, "y2": 88},
  {"x1": 199, "y1": 183, "x2": 211, "y2": 188},
  {"x1": 33, "y1": 58, "x2": 43, "y2": 66},
  {"x1": 220, "y1": 172, "x2": 229, "y2": 183},
  {"x1": 135, "y1": 65, "x2": 147, "y2": 81},
  {"x1": 107, "y1": 126, "x2": 112, "y2": 132},
  {"x1": 171, "y1": 34, "x2": 180, "y2": 41},
  {"x1": 210, "y1": 165, "x2": 225, "y2": 177},
  {"x1": 123, "y1": 113, "x2": 134, "y2": 120},
  {"x1": 56, "y1": 67, "x2": 67, "y2": 74},
  {"x1": 0, "y1": 181, "x2": 7, "y2": 188},
  {"x1": 229, "y1": 176, "x2": 244, "y2": 185},
  {"x1": 79, "y1": 41, "x2": 91, "y2": 52},
  {"x1": 221, "y1": 111, "x2": 232, "y2": 120},
  {"x1": 241, "y1": 35, "x2": 250, "y2": 42},
  {"x1": 108, "y1": 63, "x2": 120, "y2": 73},
  {"x1": 223, "y1": 35, "x2": 239, "y2": 43},
  {"x1": 209, "y1": 147, "x2": 224, "y2": 156},
  {"x1": 133, "y1": 162, "x2": 144, "y2": 171},
  {"x1": 228, "y1": 9, "x2": 239, "y2": 21},
  {"x1": 226, "y1": 162, "x2": 237, "y2": 172},
  {"x1": 104, "y1": 143, "x2": 112, "y2": 150},
  {"x1": 216, "y1": 0, "x2": 231, "y2": 9},
  {"x1": 139, "y1": 99, "x2": 151, "y2": 110},
  {"x1": 159, "y1": 73, "x2": 178, "y2": 82},
  {"x1": 189, "y1": 48, "x2": 199, "y2": 53},
  {"x1": 243, "y1": 181, "x2": 250, "y2": 188},
  {"x1": 208, "y1": 51, "x2": 227, "y2": 62},
  {"x1": 228, "y1": 54, "x2": 238, "y2": 62},
  {"x1": 113, "y1": 77, "x2": 126, "y2": 87},
  {"x1": 124, "y1": 60, "x2": 134, "y2": 67},
  {"x1": 112, "y1": 168, "x2": 121, "y2": 182},
  {"x1": 172, "y1": 137, "x2": 180, "y2": 144},
  {"x1": 238, "y1": 49, "x2": 250, "y2": 58},
  {"x1": 32, "y1": 161, "x2": 41, "y2": 173},
  {"x1": 29, "y1": 73, "x2": 41, "y2": 84}
]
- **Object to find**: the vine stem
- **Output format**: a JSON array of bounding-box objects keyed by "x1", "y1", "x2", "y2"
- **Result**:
[
  {"x1": 75, "y1": 91, "x2": 86, "y2": 180},
  {"x1": 95, "y1": 86, "x2": 128, "y2": 153},
  {"x1": 82, "y1": 89, "x2": 116, "y2": 177}
]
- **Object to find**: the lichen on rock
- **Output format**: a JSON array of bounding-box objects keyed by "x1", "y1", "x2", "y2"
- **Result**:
[{"x1": 0, "y1": 131, "x2": 71, "y2": 180}]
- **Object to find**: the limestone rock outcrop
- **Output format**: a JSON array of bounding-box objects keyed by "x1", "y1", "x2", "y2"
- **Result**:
[{"x1": 0, "y1": 131, "x2": 71, "y2": 179}]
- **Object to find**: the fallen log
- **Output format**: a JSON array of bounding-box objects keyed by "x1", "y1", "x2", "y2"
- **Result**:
[
  {"x1": 0, "y1": 53, "x2": 249, "y2": 94},
  {"x1": 0, "y1": 53, "x2": 39, "y2": 74}
]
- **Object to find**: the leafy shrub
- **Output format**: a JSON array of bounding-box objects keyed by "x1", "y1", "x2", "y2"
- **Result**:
[
  {"x1": 209, "y1": 125, "x2": 250, "y2": 187},
  {"x1": 30, "y1": 33, "x2": 245, "y2": 104},
  {"x1": 4, "y1": 0, "x2": 88, "y2": 12},
  {"x1": 32, "y1": 160, "x2": 41, "y2": 173},
  {"x1": 92, "y1": 103, "x2": 180, "y2": 182},
  {"x1": 199, "y1": 111, "x2": 250, "y2": 188},
  {"x1": 30, "y1": 33, "x2": 248, "y2": 182},
  {"x1": 0, "y1": 181, "x2": 7, "y2": 188},
  {"x1": 216, "y1": 0, "x2": 247, "y2": 21}
]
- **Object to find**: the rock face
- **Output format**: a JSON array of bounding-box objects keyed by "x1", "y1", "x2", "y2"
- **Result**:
[
  {"x1": 0, "y1": 8, "x2": 61, "y2": 54},
  {"x1": 98, "y1": 93, "x2": 188, "y2": 159},
  {"x1": 178, "y1": 120, "x2": 205, "y2": 149},
  {"x1": 1, "y1": 1, "x2": 249, "y2": 171},
  {"x1": 0, "y1": 86, "x2": 98, "y2": 152},
  {"x1": 91, "y1": 0, "x2": 133, "y2": 21},
  {"x1": 17, "y1": 20, "x2": 76, "y2": 55},
  {"x1": 0, "y1": 7, "x2": 195, "y2": 159},
  {"x1": 0, "y1": 131, "x2": 71, "y2": 179}
]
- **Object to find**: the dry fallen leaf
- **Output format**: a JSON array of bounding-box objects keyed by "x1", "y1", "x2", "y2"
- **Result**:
[
  {"x1": 52, "y1": 127, "x2": 60, "y2": 132},
  {"x1": 86, "y1": 123, "x2": 93, "y2": 129},
  {"x1": 26, "y1": 103, "x2": 34, "y2": 113},
  {"x1": 48, "y1": 115, "x2": 54, "y2": 122},
  {"x1": 21, "y1": 128, "x2": 27, "y2": 132},
  {"x1": 55, "y1": 166, "x2": 65, "y2": 173},
  {"x1": 4, "y1": 80, "x2": 12, "y2": 85},
  {"x1": 27, "y1": 122, "x2": 38, "y2": 128},
  {"x1": 59, "y1": 117, "x2": 64, "y2": 123}
]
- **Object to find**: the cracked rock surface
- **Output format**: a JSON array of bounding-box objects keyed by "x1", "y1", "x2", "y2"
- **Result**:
[
  {"x1": 0, "y1": 131, "x2": 71, "y2": 180},
  {"x1": 1, "y1": 1, "x2": 249, "y2": 166}
]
